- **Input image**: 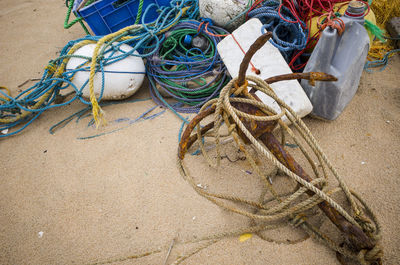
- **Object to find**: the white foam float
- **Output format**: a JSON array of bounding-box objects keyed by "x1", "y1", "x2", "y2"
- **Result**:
[
  {"x1": 199, "y1": 0, "x2": 249, "y2": 30},
  {"x1": 66, "y1": 42, "x2": 145, "y2": 100}
]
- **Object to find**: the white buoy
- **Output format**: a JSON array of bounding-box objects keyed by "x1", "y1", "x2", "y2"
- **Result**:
[
  {"x1": 217, "y1": 19, "x2": 313, "y2": 123},
  {"x1": 66, "y1": 42, "x2": 145, "y2": 100},
  {"x1": 199, "y1": 0, "x2": 249, "y2": 31}
]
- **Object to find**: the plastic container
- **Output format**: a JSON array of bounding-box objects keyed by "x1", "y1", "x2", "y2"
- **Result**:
[
  {"x1": 301, "y1": 1, "x2": 370, "y2": 120},
  {"x1": 306, "y1": 1, "x2": 377, "y2": 50},
  {"x1": 73, "y1": 0, "x2": 172, "y2": 35}
]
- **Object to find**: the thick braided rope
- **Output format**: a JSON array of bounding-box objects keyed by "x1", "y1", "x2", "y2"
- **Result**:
[
  {"x1": 88, "y1": 220, "x2": 286, "y2": 265},
  {"x1": 178, "y1": 75, "x2": 382, "y2": 263},
  {"x1": 219, "y1": 76, "x2": 360, "y2": 226},
  {"x1": 227, "y1": 76, "x2": 358, "y2": 225}
]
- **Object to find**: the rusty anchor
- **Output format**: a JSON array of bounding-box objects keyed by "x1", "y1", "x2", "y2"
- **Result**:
[{"x1": 178, "y1": 33, "x2": 382, "y2": 264}]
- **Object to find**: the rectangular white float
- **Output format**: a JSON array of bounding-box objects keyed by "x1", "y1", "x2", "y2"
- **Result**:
[{"x1": 217, "y1": 18, "x2": 313, "y2": 123}]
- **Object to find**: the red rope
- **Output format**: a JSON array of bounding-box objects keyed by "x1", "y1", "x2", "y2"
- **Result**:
[{"x1": 279, "y1": 0, "x2": 370, "y2": 70}]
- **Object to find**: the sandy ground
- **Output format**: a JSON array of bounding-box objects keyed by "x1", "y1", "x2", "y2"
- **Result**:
[{"x1": 0, "y1": 1, "x2": 399, "y2": 264}]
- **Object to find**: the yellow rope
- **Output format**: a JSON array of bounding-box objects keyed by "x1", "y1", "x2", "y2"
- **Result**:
[
  {"x1": 368, "y1": 0, "x2": 400, "y2": 61},
  {"x1": 371, "y1": 0, "x2": 400, "y2": 28},
  {"x1": 0, "y1": 40, "x2": 96, "y2": 124},
  {"x1": 0, "y1": 86, "x2": 11, "y2": 100},
  {"x1": 178, "y1": 76, "x2": 383, "y2": 264},
  {"x1": 0, "y1": 6, "x2": 190, "y2": 128},
  {"x1": 88, "y1": 6, "x2": 190, "y2": 127},
  {"x1": 368, "y1": 39, "x2": 398, "y2": 60}
]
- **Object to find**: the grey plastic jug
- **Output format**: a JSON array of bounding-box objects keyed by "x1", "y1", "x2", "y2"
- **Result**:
[{"x1": 301, "y1": 1, "x2": 370, "y2": 120}]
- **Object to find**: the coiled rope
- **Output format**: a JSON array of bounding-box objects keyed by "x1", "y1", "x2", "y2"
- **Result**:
[
  {"x1": 247, "y1": 0, "x2": 308, "y2": 62},
  {"x1": 246, "y1": 0, "x2": 379, "y2": 70},
  {"x1": 178, "y1": 74, "x2": 382, "y2": 265},
  {"x1": 177, "y1": 33, "x2": 383, "y2": 264},
  {"x1": 146, "y1": 19, "x2": 230, "y2": 113}
]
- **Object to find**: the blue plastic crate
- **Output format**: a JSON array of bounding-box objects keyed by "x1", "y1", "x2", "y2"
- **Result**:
[{"x1": 74, "y1": 0, "x2": 172, "y2": 35}]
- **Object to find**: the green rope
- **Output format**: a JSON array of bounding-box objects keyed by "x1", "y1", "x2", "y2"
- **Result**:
[
  {"x1": 64, "y1": 0, "x2": 91, "y2": 34},
  {"x1": 157, "y1": 28, "x2": 227, "y2": 106},
  {"x1": 134, "y1": 0, "x2": 144, "y2": 24}
]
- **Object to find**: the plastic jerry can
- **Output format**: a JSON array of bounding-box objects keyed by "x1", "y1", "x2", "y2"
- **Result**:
[{"x1": 301, "y1": 1, "x2": 370, "y2": 120}]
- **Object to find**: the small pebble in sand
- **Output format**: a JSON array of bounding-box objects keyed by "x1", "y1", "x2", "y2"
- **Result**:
[
  {"x1": 361, "y1": 162, "x2": 366, "y2": 165},
  {"x1": 196, "y1": 184, "x2": 207, "y2": 189},
  {"x1": 386, "y1": 120, "x2": 391, "y2": 124},
  {"x1": 38, "y1": 231, "x2": 44, "y2": 238}
]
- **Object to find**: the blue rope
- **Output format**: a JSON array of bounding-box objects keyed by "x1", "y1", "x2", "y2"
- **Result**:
[
  {"x1": 146, "y1": 19, "x2": 230, "y2": 114},
  {"x1": 364, "y1": 49, "x2": 400, "y2": 72},
  {"x1": 247, "y1": 0, "x2": 307, "y2": 62},
  {"x1": 0, "y1": 0, "x2": 199, "y2": 137},
  {"x1": 49, "y1": 98, "x2": 165, "y2": 139},
  {"x1": 77, "y1": 104, "x2": 165, "y2": 140}
]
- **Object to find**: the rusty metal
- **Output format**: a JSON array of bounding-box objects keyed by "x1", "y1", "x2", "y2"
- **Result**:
[
  {"x1": 259, "y1": 132, "x2": 374, "y2": 251},
  {"x1": 237, "y1": 32, "x2": 272, "y2": 87},
  {"x1": 178, "y1": 70, "x2": 339, "y2": 158},
  {"x1": 179, "y1": 106, "x2": 216, "y2": 159},
  {"x1": 178, "y1": 33, "x2": 381, "y2": 264},
  {"x1": 264, "y1": 72, "x2": 337, "y2": 85}
]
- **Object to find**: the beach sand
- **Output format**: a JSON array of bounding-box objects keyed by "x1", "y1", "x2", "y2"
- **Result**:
[{"x1": 1, "y1": 1, "x2": 399, "y2": 264}]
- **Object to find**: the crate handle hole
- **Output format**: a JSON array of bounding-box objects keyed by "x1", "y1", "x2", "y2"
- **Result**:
[{"x1": 112, "y1": 0, "x2": 131, "y2": 9}]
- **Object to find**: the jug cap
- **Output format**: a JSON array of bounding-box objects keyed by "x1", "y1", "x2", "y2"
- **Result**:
[{"x1": 345, "y1": 1, "x2": 366, "y2": 18}]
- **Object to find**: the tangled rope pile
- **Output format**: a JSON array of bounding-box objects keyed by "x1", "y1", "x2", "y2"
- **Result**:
[
  {"x1": 178, "y1": 33, "x2": 383, "y2": 265},
  {"x1": 245, "y1": 0, "x2": 352, "y2": 70},
  {"x1": 0, "y1": 0, "x2": 199, "y2": 137},
  {"x1": 146, "y1": 20, "x2": 229, "y2": 113},
  {"x1": 0, "y1": 35, "x2": 102, "y2": 137},
  {"x1": 247, "y1": 0, "x2": 308, "y2": 62},
  {"x1": 245, "y1": 0, "x2": 389, "y2": 71}
]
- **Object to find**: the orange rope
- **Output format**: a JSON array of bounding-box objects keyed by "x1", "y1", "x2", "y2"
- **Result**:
[{"x1": 317, "y1": 11, "x2": 345, "y2": 35}]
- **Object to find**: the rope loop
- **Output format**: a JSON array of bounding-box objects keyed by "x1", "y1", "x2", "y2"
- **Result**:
[
  {"x1": 178, "y1": 73, "x2": 382, "y2": 264},
  {"x1": 355, "y1": 214, "x2": 376, "y2": 235},
  {"x1": 317, "y1": 12, "x2": 345, "y2": 36},
  {"x1": 0, "y1": 86, "x2": 12, "y2": 101},
  {"x1": 289, "y1": 214, "x2": 307, "y2": 228},
  {"x1": 357, "y1": 243, "x2": 384, "y2": 265},
  {"x1": 147, "y1": 19, "x2": 230, "y2": 114},
  {"x1": 233, "y1": 80, "x2": 248, "y2": 96},
  {"x1": 364, "y1": 243, "x2": 384, "y2": 263},
  {"x1": 248, "y1": 0, "x2": 308, "y2": 62}
]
